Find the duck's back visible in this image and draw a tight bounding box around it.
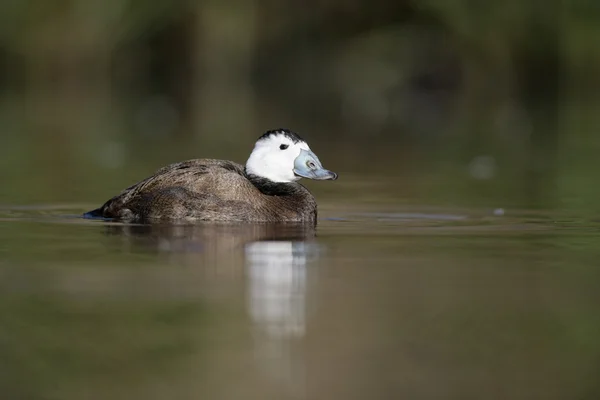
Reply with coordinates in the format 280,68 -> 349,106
86,159 -> 315,223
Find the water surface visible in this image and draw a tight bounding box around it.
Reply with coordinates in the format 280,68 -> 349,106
1,205 -> 599,400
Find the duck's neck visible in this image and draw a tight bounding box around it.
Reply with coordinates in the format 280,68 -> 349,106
245,170 -> 306,196
244,168 -> 318,224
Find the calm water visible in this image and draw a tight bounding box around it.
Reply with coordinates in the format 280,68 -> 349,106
1,205 -> 599,400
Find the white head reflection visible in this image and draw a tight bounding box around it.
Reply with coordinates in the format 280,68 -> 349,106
246,241 -> 310,338
245,239 -> 320,395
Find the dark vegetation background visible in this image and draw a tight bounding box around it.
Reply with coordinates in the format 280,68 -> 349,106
0,0 -> 597,212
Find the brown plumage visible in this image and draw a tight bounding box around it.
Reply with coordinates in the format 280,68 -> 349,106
84,159 -> 318,223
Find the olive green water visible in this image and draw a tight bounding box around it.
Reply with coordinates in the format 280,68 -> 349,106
1,205 -> 599,400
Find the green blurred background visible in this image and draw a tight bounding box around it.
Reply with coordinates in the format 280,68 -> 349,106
0,0 -> 598,211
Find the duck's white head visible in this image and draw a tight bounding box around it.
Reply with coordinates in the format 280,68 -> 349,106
245,129 -> 338,183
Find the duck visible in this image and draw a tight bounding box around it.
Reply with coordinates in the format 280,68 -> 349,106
83,129 -> 337,224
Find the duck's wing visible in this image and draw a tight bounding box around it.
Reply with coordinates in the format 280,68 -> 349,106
91,159 -> 255,221
120,159 -> 248,198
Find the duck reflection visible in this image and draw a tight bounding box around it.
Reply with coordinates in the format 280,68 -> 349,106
102,222 -> 319,396
104,223 -> 315,253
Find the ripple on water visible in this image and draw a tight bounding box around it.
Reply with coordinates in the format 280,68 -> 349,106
0,204 -> 597,234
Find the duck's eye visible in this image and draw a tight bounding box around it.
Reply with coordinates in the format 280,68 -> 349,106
279,144 -> 289,150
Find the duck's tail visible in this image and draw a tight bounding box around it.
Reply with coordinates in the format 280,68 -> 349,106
82,207 -> 104,219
